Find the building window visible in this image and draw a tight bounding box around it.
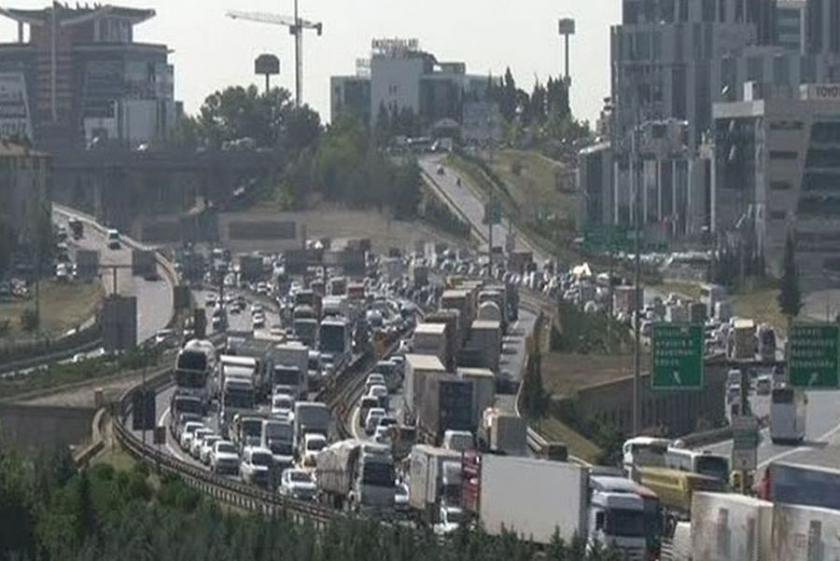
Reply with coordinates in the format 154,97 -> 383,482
770,210 -> 787,220
770,150 -> 799,160
803,172 -> 840,192
771,181 -> 792,191
702,0 -> 716,22
747,56 -> 764,82
679,0 -> 689,21
812,122 -> 840,144
770,121 -> 804,130
807,148 -> 840,167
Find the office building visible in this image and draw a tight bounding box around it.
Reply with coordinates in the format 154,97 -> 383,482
0,140 -> 50,256
806,0 -> 840,54
0,3 -> 178,150
777,0 -> 807,53
712,83 -> 840,286
330,38 -> 490,131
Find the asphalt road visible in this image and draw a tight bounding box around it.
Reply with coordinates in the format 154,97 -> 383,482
419,157 -> 548,265
54,208 -> 173,344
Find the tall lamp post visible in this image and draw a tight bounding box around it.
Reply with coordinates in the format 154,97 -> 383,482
558,18 -> 576,88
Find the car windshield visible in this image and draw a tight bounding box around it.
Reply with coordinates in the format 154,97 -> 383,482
173,397 -> 203,415
606,509 -> 645,538
273,398 -> 292,410
242,419 -> 263,436
217,443 -> 236,454
307,439 -> 326,452
290,472 -> 312,483
696,457 -> 729,481
444,509 -> 463,524
251,452 -> 272,467
362,463 -> 395,486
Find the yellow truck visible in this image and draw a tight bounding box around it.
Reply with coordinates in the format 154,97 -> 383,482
635,467 -> 727,521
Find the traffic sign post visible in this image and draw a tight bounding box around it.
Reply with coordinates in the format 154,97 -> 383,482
731,415 -> 759,472
483,201 -> 502,225
789,324 -> 840,389
651,323 -> 704,390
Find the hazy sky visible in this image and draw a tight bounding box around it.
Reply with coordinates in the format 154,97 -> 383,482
0,1 -> 621,123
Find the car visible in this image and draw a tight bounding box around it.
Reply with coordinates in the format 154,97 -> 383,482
252,314 -> 266,329
154,329 -> 175,347
365,373 -> 386,393
271,393 -> 295,419
179,421 -> 205,451
756,375 -> 772,396
279,468 -> 317,501
301,433 -> 327,467
106,229 -> 121,250
200,435 -> 222,465
251,304 -> 264,315
394,482 -> 410,512
365,408 -> 387,435
240,446 -> 273,487
55,262 -> 70,282
358,396 -> 380,427
366,384 -> 389,409
190,428 -> 214,459
373,425 -> 392,445
210,440 -> 240,475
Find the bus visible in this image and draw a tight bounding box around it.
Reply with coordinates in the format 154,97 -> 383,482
622,437 -> 670,475
664,447 -> 730,483
770,386 -> 806,445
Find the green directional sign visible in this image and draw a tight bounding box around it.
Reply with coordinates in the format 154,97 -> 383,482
652,323 -> 704,391
483,201 -> 502,225
789,323 -> 840,389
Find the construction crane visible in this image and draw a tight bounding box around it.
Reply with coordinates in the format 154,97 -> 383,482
227,1 -> 323,107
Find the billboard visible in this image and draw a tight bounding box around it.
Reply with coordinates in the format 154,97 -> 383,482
0,72 -> 32,140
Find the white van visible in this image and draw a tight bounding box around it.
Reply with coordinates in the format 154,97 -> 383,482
770,386 -> 806,445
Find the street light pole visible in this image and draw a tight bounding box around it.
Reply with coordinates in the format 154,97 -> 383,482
632,127 -> 642,437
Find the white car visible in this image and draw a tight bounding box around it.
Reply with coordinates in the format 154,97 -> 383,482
365,408 -> 386,435
279,469 -> 317,501
179,421 -> 205,451
365,374 -> 386,393
271,393 -> 295,419
252,314 -> 266,329
302,433 -> 327,467
434,505 -> 463,535
394,482 -> 410,512
190,428 -> 214,459
240,446 -> 273,487
210,440 -> 240,475
366,384 -> 389,409
373,425 -> 393,445
200,435 -> 222,465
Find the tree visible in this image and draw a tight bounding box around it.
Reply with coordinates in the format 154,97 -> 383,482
499,67 -> 518,122
778,230 -> 801,329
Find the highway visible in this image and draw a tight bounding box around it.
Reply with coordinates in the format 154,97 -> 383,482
419,156 -> 548,265
54,207 -> 174,344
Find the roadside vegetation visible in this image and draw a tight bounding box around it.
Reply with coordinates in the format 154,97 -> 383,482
0,346 -> 161,400
0,281 -> 103,342
0,448 -> 628,561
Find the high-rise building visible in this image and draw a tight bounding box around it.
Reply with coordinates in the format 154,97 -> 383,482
330,39 -> 490,130
0,3 -> 178,150
712,83 -> 840,287
777,0 -> 807,53
806,0 -> 840,54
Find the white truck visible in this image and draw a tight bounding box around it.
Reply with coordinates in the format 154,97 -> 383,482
468,320 -> 502,373
403,354 -> 446,422
270,342 -> 310,399
412,322 -> 449,366
771,502 -> 840,561
322,295 -> 350,319
465,454 -> 647,557
408,445 -> 463,524
458,368 -> 496,428
479,408 -> 527,456
690,492 -> 773,561
293,401 -> 331,460
218,355 -> 258,439
315,439 -> 396,513
261,418 -> 295,474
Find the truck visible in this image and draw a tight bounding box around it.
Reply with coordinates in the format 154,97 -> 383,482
634,467 -> 727,522
690,492 -> 773,561
412,322 -> 449,366
316,440 -> 396,513
225,338 -> 273,399
467,320 -> 501,373
418,374 -> 474,445
410,261 -> 429,288
477,301 -> 502,324
408,445 -> 462,524
465,454 -> 647,557
457,368 -> 496,428
478,288 -> 507,331
771,502 -> 840,561
424,310 -> 462,368
293,401 -> 330,459
478,408 -> 527,456
294,318 -> 318,348
731,318 -> 757,360
173,339 -> 216,408
218,355 -> 258,439
322,295 -> 350,319
270,343 -> 310,399
441,289 -> 476,329
758,461 -> 840,511
404,354 -> 446,420
232,413 -> 268,452
261,418 -> 295,474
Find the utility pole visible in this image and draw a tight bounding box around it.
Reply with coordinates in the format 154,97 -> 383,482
488,196 -> 494,279
632,126 -> 642,437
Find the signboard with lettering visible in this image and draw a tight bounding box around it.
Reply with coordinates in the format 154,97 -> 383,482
0,72 -> 32,140
652,323 -> 704,390
801,84 -> 840,101
371,38 -> 419,55
789,323 -> 840,389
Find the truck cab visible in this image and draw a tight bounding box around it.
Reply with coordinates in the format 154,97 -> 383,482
261,419 -> 295,474
588,489 -> 647,559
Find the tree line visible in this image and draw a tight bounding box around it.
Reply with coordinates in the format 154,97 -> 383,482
0,447 -> 624,561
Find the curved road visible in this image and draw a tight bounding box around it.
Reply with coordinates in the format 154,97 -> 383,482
54,207 -> 173,344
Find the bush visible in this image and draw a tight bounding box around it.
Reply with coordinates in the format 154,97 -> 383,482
510,160 -> 523,176
19,308 -> 38,332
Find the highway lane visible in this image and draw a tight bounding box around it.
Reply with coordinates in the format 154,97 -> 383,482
419,157 -> 548,265
54,208 -> 173,344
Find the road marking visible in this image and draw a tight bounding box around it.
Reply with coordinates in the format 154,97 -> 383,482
758,413 -> 840,469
